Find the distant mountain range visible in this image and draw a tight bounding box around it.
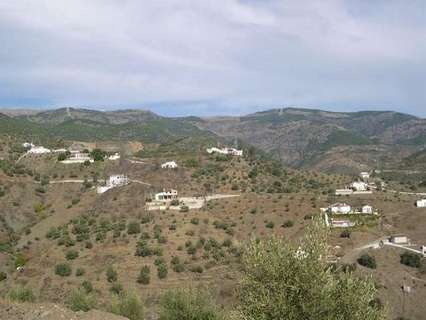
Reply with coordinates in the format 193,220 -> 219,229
1,107 -> 425,173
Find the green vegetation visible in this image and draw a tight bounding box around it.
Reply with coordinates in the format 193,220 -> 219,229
8,286 -> 35,302
106,265 -> 118,282
55,263 -> 72,277
357,254 -> 377,269
67,289 -> 97,312
109,292 -> 145,320
137,266 -> 150,285
236,219 -> 385,320
400,252 -> 422,268
159,288 -> 223,320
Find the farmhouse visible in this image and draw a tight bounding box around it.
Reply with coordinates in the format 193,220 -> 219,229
390,235 -> 409,244
161,161 -> 178,169
61,152 -> 93,164
416,199 -> 426,208
360,172 -> 370,180
154,189 -> 178,201
22,142 -> 34,148
331,219 -> 355,228
28,146 -> 51,154
350,181 -> 369,192
335,188 -> 353,196
362,205 -> 373,214
329,203 -> 352,214
108,153 -> 121,161
206,147 -> 243,156
97,174 -> 129,194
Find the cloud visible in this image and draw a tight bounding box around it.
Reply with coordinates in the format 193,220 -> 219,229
0,0 -> 425,116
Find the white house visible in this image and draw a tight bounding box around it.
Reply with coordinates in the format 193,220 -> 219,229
154,189 -> 178,202
28,146 -> 51,154
390,235 -> 409,244
206,147 -> 243,156
161,161 -> 178,169
22,142 -> 34,148
331,219 -> 355,228
329,203 -> 352,214
360,172 -> 370,180
351,181 -> 369,192
61,152 -> 93,164
97,174 -> 129,194
416,199 -> 426,208
362,205 -> 373,214
108,153 -> 121,161
335,189 -> 353,196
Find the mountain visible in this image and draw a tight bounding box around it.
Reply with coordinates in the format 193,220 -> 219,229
189,108 -> 426,172
1,108 -> 218,144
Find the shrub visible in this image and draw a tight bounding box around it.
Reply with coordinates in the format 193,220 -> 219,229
109,292 -> 145,320
340,230 -> 351,238
180,205 -> 189,213
400,252 -> 422,268
0,271 -> 7,281
75,268 -> 85,276
137,266 -> 150,285
67,289 -> 97,312
357,254 -> 377,269
282,220 -> 294,228
157,264 -> 168,279
189,265 -> 203,273
82,280 -> 93,293
106,265 -> 118,282
55,263 -> 72,276
8,286 -> 35,302
172,263 -> 185,273
265,221 -> 274,229
110,282 -> 124,295
65,249 -> 79,260
190,218 -> 199,225
159,288 -> 222,320
127,221 -> 141,235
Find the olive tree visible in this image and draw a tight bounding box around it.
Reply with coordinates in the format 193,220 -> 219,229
234,218 -> 385,320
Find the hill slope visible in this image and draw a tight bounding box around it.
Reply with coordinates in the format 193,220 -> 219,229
189,108 -> 426,171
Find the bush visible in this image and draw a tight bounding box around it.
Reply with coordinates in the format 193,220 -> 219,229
282,220 -> 294,228
109,292 -> 145,320
190,218 -> 199,225
357,254 -> 377,269
189,265 -> 203,273
159,288 -> 222,320
106,265 -> 118,282
137,266 -> 150,285
0,271 -> 6,281
157,264 -> 168,279
65,249 -> 79,260
340,229 -> 351,238
400,252 -> 422,268
127,221 -> 141,235
110,282 -> 124,295
265,221 -> 274,229
75,268 -> 85,276
55,263 -> 72,276
8,286 -> 35,302
67,289 -> 97,312
82,280 -> 93,293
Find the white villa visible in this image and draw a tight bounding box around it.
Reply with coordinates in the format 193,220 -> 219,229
362,205 -> 373,214
28,146 -> 51,154
108,153 -> 121,161
97,174 -> 129,194
416,199 -> 426,208
350,181 -> 369,192
360,172 -> 370,180
161,161 -> 178,169
329,203 -> 352,214
206,147 -> 243,156
154,189 -> 178,202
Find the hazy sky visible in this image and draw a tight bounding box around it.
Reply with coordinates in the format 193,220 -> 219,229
1,0 -> 425,117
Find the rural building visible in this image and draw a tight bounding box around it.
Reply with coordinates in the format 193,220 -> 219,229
108,153 -> 121,161
329,203 -> 352,214
335,188 -> 353,196
61,152 -> 93,164
206,147 -> 243,156
390,235 -> 409,244
362,205 -> 373,214
22,142 -> 34,148
350,181 -> 369,191
28,146 -> 51,154
331,219 -> 355,228
360,172 -> 370,180
416,199 -> 426,208
421,245 -> 426,256
161,161 -> 178,169
154,189 -> 178,201
97,174 -> 129,194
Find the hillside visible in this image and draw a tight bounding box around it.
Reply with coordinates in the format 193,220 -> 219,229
189,108 -> 426,172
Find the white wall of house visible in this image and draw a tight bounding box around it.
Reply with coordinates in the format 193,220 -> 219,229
362,205 -> 373,214
161,161 -> 178,169
330,203 -> 352,214
416,199 -> 426,208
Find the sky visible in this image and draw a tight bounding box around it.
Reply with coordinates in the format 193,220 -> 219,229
0,0 -> 425,117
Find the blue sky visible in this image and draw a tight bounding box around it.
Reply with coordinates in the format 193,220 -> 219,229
0,0 -> 425,117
